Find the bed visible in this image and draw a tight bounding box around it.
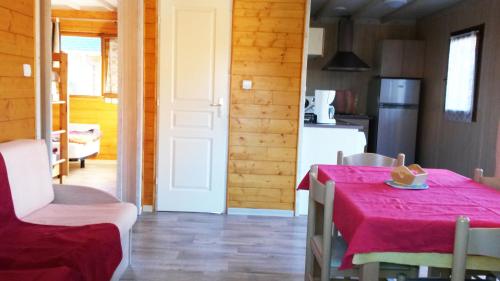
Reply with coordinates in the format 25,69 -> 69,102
52,124 -> 101,168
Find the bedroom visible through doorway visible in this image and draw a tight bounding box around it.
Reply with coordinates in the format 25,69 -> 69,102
49,1 -> 119,196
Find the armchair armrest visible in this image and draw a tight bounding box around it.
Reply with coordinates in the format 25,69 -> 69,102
53,184 -> 121,205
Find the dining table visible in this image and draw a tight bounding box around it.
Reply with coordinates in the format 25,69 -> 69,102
298,165 -> 500,280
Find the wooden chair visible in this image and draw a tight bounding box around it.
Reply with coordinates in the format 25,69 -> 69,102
412,169 -> 499,281
409,216 -> 500,281
473,168 -> 500,190
451,216 -> 500,281
337,151 -> 405,167
304,165 -> 418,281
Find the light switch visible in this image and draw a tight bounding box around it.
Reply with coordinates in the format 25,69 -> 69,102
23,64 -> 32,77
242,80 -> 252,90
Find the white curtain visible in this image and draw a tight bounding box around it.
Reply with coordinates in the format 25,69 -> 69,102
444,30 -> 479,122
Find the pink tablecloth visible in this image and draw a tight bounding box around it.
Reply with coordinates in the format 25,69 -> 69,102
298,165 -> 500,269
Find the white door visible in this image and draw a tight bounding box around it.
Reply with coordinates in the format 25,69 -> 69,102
156,0 -> 231,213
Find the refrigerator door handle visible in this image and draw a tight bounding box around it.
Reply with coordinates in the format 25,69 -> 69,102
379,103 -> 419,109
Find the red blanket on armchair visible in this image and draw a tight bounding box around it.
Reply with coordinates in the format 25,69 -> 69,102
0,154 -> 122,281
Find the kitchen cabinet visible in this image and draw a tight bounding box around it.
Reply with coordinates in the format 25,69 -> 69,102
308,27 -> 324,56
377,40 -> 425,78
295,125 -> 366,215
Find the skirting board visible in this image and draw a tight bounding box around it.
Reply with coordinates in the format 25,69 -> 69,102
227,208 -> 294,217
142,205 -> 153,212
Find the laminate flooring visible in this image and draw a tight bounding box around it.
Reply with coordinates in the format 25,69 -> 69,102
55,160 -> 117,196
122,212 -> 307,281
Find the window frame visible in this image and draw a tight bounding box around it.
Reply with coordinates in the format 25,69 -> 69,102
102,36 -> 119,97
60,33 -> 118,98
444,24 -> 485,123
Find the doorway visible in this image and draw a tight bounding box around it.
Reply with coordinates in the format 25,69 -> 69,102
52,26 -> 119,195
156,0 -> 232,213
38,0 -> 144,208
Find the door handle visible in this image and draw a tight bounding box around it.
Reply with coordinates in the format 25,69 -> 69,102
210,97 -> 224,107
211,97 -> 224,117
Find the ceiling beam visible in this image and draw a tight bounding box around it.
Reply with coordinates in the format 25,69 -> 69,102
312,0 -> 334,21
380,0 -> 417,23
52,9 -> 118,21
96,0 -> 116,11
352,0 -> 384,19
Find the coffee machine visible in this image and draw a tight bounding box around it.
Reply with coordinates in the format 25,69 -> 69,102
314,90 -> 336,124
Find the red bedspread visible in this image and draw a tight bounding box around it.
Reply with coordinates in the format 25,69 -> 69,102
0,154 -> 122,281
298,165 -> 500,269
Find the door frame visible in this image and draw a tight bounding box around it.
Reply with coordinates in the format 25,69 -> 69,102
36,0 -> 144,211
155,0 -> 233,212
294,0 -> 312,215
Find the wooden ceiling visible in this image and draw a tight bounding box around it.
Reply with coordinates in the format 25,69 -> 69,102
311,0 -> 464,22
51,0 -> 117,11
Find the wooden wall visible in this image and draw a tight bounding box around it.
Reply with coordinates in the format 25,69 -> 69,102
416,0 -> 500,176
142,0 -> 157,206
227,0 -> 307,210
53,10 -> 117,36
69,97 -> 118,160
0,0 -> 36,142
307,20 -> 416,114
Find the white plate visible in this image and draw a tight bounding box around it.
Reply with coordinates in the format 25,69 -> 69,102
384,180 -> 429,190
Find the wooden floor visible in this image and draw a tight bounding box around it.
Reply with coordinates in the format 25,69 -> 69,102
122,212 -> 307,281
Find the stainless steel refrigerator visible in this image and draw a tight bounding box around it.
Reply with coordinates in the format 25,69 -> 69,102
367,78 -> 421,164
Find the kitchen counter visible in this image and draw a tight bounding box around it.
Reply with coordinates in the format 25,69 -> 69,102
335,114 -> 373,120
297,121 -> 367,215
304,120 -> 364,130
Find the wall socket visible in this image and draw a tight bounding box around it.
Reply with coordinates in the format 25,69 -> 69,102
23,64 -> 32,77
242,80 -> 252,90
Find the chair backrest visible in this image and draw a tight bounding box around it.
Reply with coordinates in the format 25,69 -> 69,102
496,120 -> 500,177
0,140 -> 54,218
337,151 -> 405,167
306,165 -> 336,280
473,168 -> 500,190
451,216 -> 500,281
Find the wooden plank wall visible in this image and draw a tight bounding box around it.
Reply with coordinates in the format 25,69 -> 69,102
227,0 -> 307,210
53,10 -> 117,36
0,0 -> 36,142
142,0 -> 157,206
69,97 -> 118,160
416,0 -> 500,176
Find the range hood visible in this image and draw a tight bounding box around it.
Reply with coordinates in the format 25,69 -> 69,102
322,17 -> 370,72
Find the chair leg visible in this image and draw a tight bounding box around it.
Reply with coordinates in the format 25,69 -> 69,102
305,178 -> 317,281
321,268 -> 329,281
359,262 -> 380,281
451,217 -> 469,281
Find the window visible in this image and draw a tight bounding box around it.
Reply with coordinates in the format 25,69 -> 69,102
61,36 -> 102,96
444,25 -> 484,122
